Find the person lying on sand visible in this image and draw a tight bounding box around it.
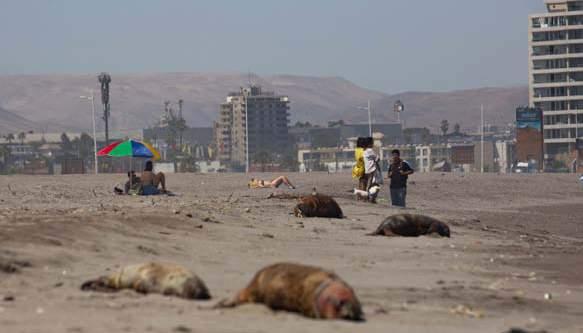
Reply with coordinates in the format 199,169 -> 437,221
248,176 -> 296,189
141,161 -> 167,195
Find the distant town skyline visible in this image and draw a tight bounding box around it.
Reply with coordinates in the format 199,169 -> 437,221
0,0 -> 544,93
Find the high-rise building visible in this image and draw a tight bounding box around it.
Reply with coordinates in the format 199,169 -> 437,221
214,85 -> 290,167
529,0 -> 583,158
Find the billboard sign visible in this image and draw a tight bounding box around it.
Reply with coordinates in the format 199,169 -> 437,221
516,107 -> 543,130
515,107 -> 543,170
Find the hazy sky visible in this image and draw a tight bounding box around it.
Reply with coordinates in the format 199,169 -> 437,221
0,0 -> 545,93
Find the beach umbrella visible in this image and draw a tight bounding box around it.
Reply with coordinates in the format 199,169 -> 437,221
98,139 -> 161,184
98,139 -> 160,160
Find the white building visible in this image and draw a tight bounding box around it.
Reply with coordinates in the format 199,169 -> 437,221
529,0 -> 583,158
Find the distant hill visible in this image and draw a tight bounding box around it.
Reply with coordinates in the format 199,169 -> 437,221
0,106 -> 40,134
0,73 -> 528,133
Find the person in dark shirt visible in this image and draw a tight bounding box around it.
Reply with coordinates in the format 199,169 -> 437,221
388,149 -> 414,207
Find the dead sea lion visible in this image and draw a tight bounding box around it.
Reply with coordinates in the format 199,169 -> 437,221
215,262 -> 363,321
367,214 -> 450,238
81,262 -> 211,300
294,193 -> 343,219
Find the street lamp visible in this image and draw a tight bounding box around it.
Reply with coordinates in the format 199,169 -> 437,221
393,100 -> 404,124
245,92 -> 250,174
80,90 -> 99,175
357,100 -> 372,136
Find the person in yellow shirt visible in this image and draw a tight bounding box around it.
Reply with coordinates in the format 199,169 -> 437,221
352,137 -> 368,198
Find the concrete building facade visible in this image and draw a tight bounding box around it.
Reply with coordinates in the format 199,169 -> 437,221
214,86 -> 290,167
529,0 -> 583,158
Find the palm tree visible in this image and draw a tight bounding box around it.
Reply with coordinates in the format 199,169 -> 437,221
17,132 -> 26,145
5,133 -> 14,144
0,144 -> 9,163
453,123 -> 461,134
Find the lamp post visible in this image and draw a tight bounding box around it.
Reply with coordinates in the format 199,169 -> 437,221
80,90 -> 99,175
481,104 -> 484,174
245,92 -> 250,173
394,100 -> 404,124
357,100 -> 372,136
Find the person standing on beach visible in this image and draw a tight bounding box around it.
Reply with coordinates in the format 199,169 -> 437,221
363,137 -> 382,203
388,149 -> 413,207
352,137 -> 367,200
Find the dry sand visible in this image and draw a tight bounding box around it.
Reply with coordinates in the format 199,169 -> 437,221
0,172 -> 582,333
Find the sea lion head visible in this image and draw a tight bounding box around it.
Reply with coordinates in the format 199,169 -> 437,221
182,277 -> 211,300
293,204 -> 305,218
315,280 -> 364,321
80,276 -> 117,292
434,221 -> 451,238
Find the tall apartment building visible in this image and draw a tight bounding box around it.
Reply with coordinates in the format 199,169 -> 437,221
214,85 -> 290,166
529,0 -> 583,158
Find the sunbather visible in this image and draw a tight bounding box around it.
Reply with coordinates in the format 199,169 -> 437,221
248,176 -> 296,189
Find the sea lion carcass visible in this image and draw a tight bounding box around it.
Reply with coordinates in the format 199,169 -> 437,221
367,214 -> 451,237
294,194 -> 343,219
215,262 -> 363,321
81,262 -> 211,300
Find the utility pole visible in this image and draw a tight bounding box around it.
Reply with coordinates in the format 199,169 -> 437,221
368,100 -> 372,136
98,73 -> 111,145
178,99 -> 184,147
358,100 -> 373,136
481,104 -> 485,174
576,109 -> 580,173
80,90 -> 99,175
245,91 -> 250,174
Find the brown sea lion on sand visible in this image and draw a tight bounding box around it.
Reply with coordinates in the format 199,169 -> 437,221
81,262 -> 211,300
367,214 -> 451,238
215,262 -> 363,321
293,189 -> 343,219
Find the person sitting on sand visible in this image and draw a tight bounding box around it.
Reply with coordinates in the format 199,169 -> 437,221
141,161 -> 167,195
124,171 -> 141,194
248,176 -> 296,189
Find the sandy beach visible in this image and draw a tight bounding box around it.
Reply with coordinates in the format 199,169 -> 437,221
1,172 -> 582,333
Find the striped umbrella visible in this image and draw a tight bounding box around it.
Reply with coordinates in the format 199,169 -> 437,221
97,139 -> 160,160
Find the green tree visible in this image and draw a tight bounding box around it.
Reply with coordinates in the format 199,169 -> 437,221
76,133 -> 94,160
60,133 -> 73,153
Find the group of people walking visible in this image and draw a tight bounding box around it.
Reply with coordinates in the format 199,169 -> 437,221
353,137 -> 413,207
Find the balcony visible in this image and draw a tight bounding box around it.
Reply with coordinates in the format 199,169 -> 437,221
533,95 -> 583,101
532,24 -> 583,32
544,138 -> 576,143
532,66 -> 583,74
543,109 -> 583,115
543,123 -> 583,129
531,38 -> 583,46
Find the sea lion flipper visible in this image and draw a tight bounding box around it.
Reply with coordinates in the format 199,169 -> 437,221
213,297 -> 241,309
80,277 -> 117,292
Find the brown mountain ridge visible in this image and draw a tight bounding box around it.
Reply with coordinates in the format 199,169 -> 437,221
0,73 -> 527,134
